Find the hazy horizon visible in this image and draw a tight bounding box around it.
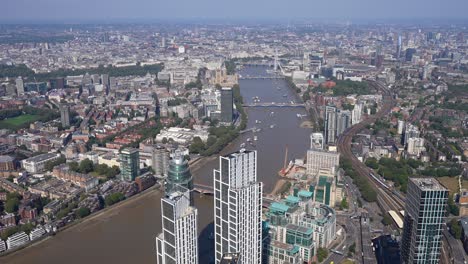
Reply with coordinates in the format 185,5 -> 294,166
2,0 -> 468,23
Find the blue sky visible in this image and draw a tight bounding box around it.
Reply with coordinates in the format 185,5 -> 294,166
2,0 -> 467,22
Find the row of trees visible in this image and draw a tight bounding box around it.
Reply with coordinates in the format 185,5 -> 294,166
365,157 -> 415,193
105,192 -> 125,206
44,155 -> 66,172
0,63 -> 164,81
167,98 -> 188,106
0,223 -> 35,241
68,159 -> 120,179
341,158 -> 377,202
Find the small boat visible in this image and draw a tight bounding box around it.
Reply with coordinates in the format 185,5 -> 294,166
240,143 -> 246,148
270,111 -> 275,116
247,138 -> 252,142
254,136 -> 258,141
283,94 -> 288,97
270,124 -> 276,129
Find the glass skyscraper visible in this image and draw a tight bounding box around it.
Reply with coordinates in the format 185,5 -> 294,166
400,178 -> 448,264
119,148 -> 139,181
166,153 -> 193,203
220,87 -> 233,124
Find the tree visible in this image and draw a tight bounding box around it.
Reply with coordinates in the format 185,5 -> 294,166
365,158 -> 379,170
5,198 -> 20,213
348,242 -> 356,257
44,155 -> 66,171
68,161 -> 79,172
105,192 -> 125,207
340,197 -> 349,210
448,194 -> 460,216
79,158 -> 94,174
317,247 -> 328,262
449,219 -> 462,239
161,137 -> 168,144
189,136 -> 205,154
76,207 -> 91,218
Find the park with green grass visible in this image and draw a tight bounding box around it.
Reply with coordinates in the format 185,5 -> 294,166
0,106 -> 60,130
0,114 -> 42,130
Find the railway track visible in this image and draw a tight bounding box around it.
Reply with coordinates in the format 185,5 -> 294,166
337,80 -> 405,214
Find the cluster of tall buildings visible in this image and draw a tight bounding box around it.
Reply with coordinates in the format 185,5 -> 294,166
324,106 -> 351,144
156,149 -> 262,264
402,123 -> 426,158
154,148 -> 340,263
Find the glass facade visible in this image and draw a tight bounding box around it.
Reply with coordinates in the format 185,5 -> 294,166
166,154 -> 193,200
401,178 -> 448,264
119,148 -> 139,181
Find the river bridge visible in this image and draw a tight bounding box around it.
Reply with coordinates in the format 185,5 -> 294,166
193,184 -> 275,208
239,76 -> 284,80
243,102 -> 305,108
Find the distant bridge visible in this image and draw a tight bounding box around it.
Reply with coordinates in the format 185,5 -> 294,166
243,102 -> 305,108
239,62 -> 273,67
239,76 -> 285,80
193,183 -> 276,208
193,184 -> 214,194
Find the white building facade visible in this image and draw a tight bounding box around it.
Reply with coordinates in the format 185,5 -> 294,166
214,150 -> 263,264
156,187 -> 198,264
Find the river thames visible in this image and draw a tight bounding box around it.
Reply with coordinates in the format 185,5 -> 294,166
1,66 -> 312,264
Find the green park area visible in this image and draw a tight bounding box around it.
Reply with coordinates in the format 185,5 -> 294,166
0,114 -> 41,130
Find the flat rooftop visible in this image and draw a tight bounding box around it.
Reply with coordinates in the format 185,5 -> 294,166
411,178 -> 447,191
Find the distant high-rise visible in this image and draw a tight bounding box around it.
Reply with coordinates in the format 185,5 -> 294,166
156,186 -> 198,264
101,74 -> 109,88
166,152 -> 193,203
161,37 -> 166,48
351,102 -> 363,125
401,178 -> 448,264
324,106 -> 337,144
220,87 -> 233,123
119,148 -> 140,181
60,104 -> 70,127
109,77 -> 117,90
152,146 -> 170,178
396,35 -> 402,60
336,110 -> 351,137
16,77 -> 24,95
405,48 -> 417,62
403,123 -> 420,146
214,150 -> 263,264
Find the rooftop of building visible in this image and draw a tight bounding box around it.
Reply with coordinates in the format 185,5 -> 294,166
0,155 -> 15,163
22,153 -> 59,163
410,178 -> 447,191
270,240 -> 300,254
120,148 -> 139,155
285,223 -> 313,235
297,190 -> 313,198
227,149 -> 255,158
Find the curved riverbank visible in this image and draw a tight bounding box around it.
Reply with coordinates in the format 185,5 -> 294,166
0,186 -> 161,259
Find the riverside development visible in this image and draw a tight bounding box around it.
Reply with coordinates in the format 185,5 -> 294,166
0,21 -> 466,264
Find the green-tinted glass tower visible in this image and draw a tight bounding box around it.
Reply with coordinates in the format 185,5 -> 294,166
166,153 -> 193,203
119,148 -> 140,181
